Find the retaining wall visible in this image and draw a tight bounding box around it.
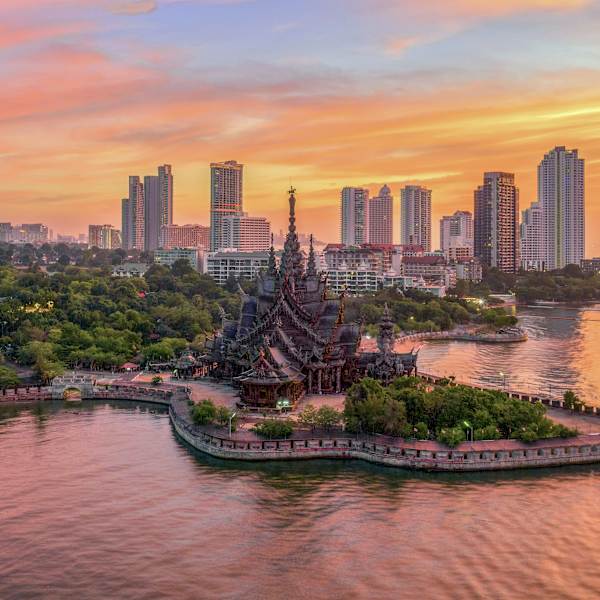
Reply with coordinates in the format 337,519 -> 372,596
169,399 -> 600,472
4,381 -> 600,472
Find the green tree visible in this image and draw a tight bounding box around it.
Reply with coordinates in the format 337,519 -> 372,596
298,404 -> 318,430
315,405 -> 342,430
252,419 -> 294,438
190,400 -> 217,425
0,365 -> 19,389
563,390 -> 583,411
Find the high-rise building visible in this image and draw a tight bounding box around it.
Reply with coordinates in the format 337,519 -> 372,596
160,224 -> 210,250
141,165 -> 174,251
368,185 -> 393,245
89,224 -> 121,249
122,177 -> 145,250
121,198 -> 134,250
154,248 -> 202,271
144,175 -> 160,251
8,224 -> 49,244
520,202 -> 544,271
474,172 -> 519,273
129,176 -> 145,251
340,187 -> 369,246
440,211 -> 473,258
158,164 -> 173,229
538,146 -> 585,270
221,214 -> 271,252
0,223 -> 12,242
400,185 -> 432,251
210,160 -> 243,251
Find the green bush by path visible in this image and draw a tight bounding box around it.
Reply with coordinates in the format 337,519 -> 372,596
344,377 -> 578,447
252,419 -> 294,439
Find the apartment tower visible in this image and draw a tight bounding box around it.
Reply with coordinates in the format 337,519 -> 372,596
340,187 -> 369,246
210,160 -> 243,251
400,185 -> 432,251
474,172 -> 519,273
368,185 -> 393,245
538,147 -> 585,270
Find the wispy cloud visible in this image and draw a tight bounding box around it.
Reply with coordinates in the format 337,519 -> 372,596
110,0 -> 157,15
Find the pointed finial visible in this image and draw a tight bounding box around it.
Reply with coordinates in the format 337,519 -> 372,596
288,185 -> 296,196
307,233 -> 317,277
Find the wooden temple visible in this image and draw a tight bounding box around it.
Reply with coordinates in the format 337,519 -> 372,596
201,188 -> 418,409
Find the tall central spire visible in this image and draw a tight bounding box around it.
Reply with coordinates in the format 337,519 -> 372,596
280,187 -> 304,282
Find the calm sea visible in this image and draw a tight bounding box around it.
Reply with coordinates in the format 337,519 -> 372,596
2,307 -> 600,599
416,304 -> 600,406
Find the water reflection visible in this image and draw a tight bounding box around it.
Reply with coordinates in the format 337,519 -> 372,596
1,403 -> 598,600
418,305 -> 600,405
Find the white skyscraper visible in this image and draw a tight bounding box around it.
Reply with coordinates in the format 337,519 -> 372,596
222,213 -> 271,252
400,185 -> 432,251
368,185 -> 393,245
538,146 -> 585,270
210,160 -> 243,251
440,211 -> 473,254
340,187 -> 369,245
520,202 -> 545,271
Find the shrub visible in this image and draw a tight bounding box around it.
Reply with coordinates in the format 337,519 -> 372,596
563,390 -> 583,411
315,406 -> 342,430
215,405 -> 238,431
190,399 -> 217,425
151,375 -> 163,386
253,419 -> 294,439
437,426 -> 466,447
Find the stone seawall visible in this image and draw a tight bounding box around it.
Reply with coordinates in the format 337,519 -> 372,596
168,398 -> 600,472
4,382 -> 600,472
398,329 -> 527,344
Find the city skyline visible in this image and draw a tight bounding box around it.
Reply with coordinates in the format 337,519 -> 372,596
3,1 -> 600,251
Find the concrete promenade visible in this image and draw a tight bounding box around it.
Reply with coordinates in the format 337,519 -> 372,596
3,376 -> 600,472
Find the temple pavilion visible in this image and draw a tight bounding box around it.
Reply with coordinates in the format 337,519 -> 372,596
200,188 -> 418,409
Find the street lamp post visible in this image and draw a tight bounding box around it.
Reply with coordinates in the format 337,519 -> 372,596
499,371 -> 507,390
463,420 -> 473,443
228,411 -> 237,439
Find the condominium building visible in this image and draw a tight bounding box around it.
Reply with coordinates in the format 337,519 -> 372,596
206,250 -> 270,285
121,197 -> 133,250
210,160 -> 243,251
401,185 -> 432,251
581,258 -> 600,274
401,255 -> 457,288
368,185 -> 393,245
112,263 -> 150,278
160,224 -> 210,250
0,223 -> 12,242
88,224 -> 121,249
221,213 -> 271,252
141,165 -> 174,251
323,243 -> 403,274
340,187 -> 369,245
474,172 -> 520,273
158,164 -> 173,230
538,146 -> 585,270
326,268 -> 380,295
440,210 -> 473,257
144,175 -> 160,251
10,224 -> 49,244
520,202 -> 545,271
121,176 -> 145,250
154,248 -> 202,271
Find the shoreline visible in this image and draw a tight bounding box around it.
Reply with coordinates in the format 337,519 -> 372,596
4,380 -> 600,473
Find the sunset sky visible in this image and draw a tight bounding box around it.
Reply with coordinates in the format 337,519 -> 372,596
2,0 -> 600,250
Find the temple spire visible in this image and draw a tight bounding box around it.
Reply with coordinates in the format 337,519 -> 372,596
377,303 -> 395,354
307,234 -> 317,277
280,187 -> 304,281
267,233 -> 277,276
